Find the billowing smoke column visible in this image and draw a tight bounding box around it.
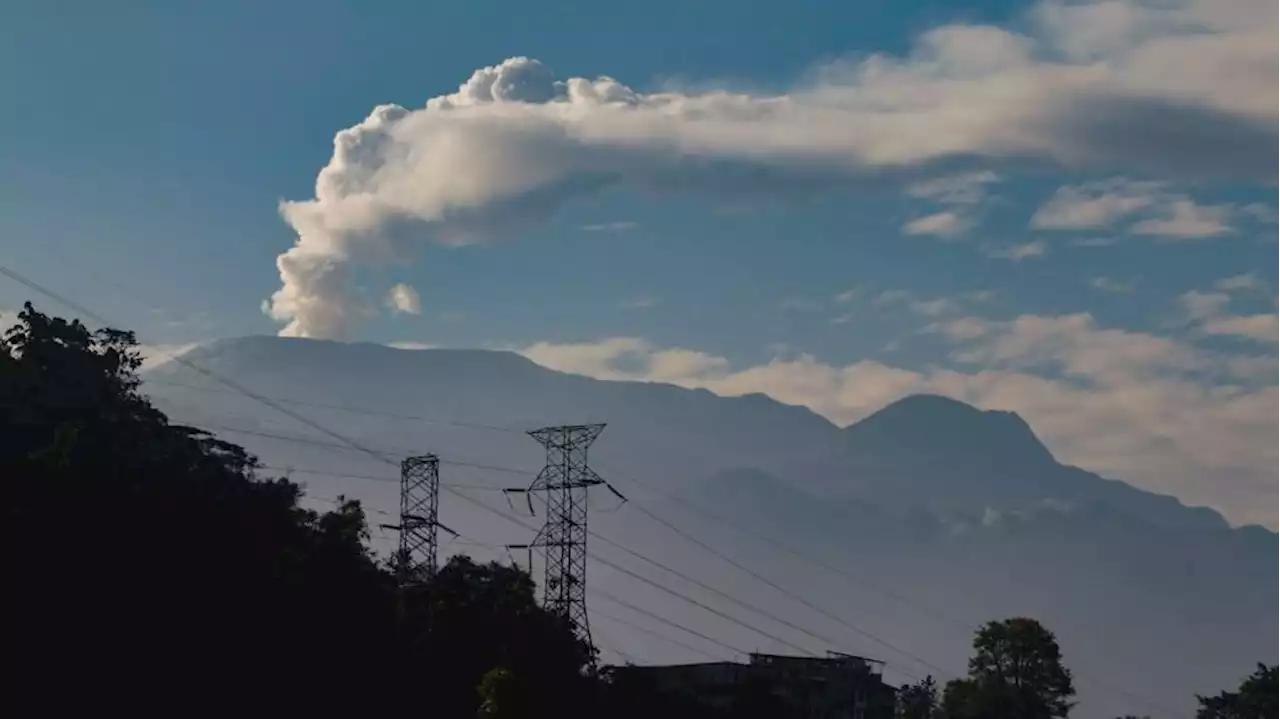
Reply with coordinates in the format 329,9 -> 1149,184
265,4 -> 1275,337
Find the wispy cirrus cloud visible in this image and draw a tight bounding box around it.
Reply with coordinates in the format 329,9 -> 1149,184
903,170 -> 1001,238
581,220 -> 638,233
903,211 -> 972,239
1031,178 -> 1164,230
1181,286 -> 1277,343
1031,178 -> 1238,239
1089,276 -> 1136,293
1130,199 -> 1234,239
984,240 -> 1048,261
1214,273 -> 1265,293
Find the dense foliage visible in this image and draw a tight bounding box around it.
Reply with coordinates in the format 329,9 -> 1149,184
2,304 -> 591,716
942,618 -> 1076,719
1196,664 -> 1277,719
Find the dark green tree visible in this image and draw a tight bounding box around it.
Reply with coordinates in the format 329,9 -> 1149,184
1195,664 -> 1277,719
942,617 -> 1075,719
898,675 -> 940,719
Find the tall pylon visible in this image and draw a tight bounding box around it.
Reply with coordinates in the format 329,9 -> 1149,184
381,454 -> 455,588
506,424 -> 625,651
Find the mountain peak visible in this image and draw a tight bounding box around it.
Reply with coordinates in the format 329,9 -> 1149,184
843,393 -> 1056,468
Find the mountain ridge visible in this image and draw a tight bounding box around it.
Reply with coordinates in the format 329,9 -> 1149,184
157,335 -> 1259,532
142,335 -> 1276,717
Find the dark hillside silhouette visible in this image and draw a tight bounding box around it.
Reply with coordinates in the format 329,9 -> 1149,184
2,303 -> 589,716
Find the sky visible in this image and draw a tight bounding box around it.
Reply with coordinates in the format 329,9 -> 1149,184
1,0 -> 1276,527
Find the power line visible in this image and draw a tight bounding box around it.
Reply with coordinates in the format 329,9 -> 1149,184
596,458 -> 965,631
600,465 -> 1188,717
591,587 -> 749,658
590,604 -> 729,663
420,463 -> 822,660
591,625 -> 637,666
585,526 -> 901,671
166,379 -> 1127,697
148,378 -> 525,435
187,416 -> 913,672
258,464 -> 509,491
185,421 -> 533,476
2,263 -> 1187,717
626,500 -> 948,678
181,414 -> 1178,713
214,419 -> 929,675
590,551 -> 817,658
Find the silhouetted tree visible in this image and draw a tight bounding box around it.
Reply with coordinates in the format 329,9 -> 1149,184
3,304 -> 400,714
942,617 -> 1075,719
1195,664 -> 1277,719
899,675 -> 940,719
2,304 -> 591,718
404,556 -> 596,718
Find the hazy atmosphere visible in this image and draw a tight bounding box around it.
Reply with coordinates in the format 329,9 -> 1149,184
3,1 -> 1276,718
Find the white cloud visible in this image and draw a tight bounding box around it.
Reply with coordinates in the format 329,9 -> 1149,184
875,289 -> 991,316
518,314 -> 1277,526
833,287 -> 863,304
948,313 -> 1224,381
903,211 -> 971,238
1180,290 -> 1232,321
1240,203 -> 1277,223
910,298 -> 959,318
1031,178 -> 1164,229
1130,199 -> 1234,239
385,283 -> 422,315
907,170 -> 1000,204
581,220 -> 637,232
1089,276 -> 1135,293
264,0 -> 1277,337
1180,289 -> 1277,344
904,171 -> 1000,234
1202,315 -> 1278,343
387,341 -> 437,350
984,240 -> 1048,261
520,337 -> 651,380
1214,273 -> 1265,293
931,316 -> 993,340
1068,236 -> 1119,247
1033,178 -> 1237,239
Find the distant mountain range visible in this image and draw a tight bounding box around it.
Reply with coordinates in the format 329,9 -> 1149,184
143,336 -> 1277,719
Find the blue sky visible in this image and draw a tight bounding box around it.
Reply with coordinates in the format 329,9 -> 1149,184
1,0 -> 1276,526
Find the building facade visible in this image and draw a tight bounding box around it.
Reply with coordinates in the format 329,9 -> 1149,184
613,651 -> 896,719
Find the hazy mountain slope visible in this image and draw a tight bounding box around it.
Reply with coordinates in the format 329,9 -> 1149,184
141,337 -> 1277,719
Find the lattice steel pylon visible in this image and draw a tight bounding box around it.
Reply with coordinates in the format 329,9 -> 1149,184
506,424 -> 625,652
380,454 -> 455,588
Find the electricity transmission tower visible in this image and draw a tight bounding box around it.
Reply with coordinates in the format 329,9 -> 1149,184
506,424 -> 625,651
380,454 -> 455,588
